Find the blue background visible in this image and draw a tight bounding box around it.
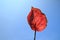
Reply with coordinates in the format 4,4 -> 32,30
0,0 -> 60,40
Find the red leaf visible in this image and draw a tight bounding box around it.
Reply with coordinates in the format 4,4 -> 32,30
27,7 -> 47,32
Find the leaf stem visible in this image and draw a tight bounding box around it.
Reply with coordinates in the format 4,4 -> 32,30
34,26 -> 36,40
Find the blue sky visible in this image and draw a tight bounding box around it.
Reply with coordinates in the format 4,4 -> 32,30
0,0 -> 60,40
